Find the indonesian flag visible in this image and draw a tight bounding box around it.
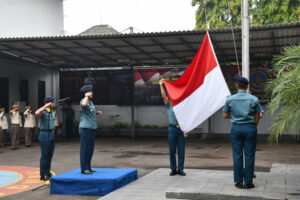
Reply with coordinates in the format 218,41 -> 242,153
164,32 -> 230,133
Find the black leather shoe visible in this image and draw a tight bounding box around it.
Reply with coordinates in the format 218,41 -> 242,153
40,175 -> 49,181
81,170 -> 92,174
244,183 -> 255,189
47,172 -> 53,178
178,170 -> 186,176
235,183 -> 244,189
170,170 -> 177,176
89,169 -> 96,173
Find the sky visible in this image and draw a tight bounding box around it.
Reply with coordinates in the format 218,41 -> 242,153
63,0 -> 197,35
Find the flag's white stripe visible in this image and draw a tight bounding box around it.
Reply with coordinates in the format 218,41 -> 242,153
173,66 -> 230,133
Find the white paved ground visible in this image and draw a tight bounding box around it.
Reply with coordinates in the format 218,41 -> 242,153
99,164 -> 300,200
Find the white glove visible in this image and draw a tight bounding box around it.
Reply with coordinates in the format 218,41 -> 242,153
85,92 -> 92,98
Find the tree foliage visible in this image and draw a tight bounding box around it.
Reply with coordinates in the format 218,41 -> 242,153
252,0 -> 300,25
266,45 -> 300,144
192,0 -> 300,30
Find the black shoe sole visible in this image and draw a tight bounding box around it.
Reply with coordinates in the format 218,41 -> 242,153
81,171 -> 92,174
244,184 -> 255,189
235,183 -> 244,189
40,177 -> 49,181
177,171 -> 186,176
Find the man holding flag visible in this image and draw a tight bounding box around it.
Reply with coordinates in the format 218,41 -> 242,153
162,32 -> 230,175
163,32 -> 230,134
160,79 -> 188,176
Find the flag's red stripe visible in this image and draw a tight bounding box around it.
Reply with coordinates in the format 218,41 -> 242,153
164,33 -> 217,106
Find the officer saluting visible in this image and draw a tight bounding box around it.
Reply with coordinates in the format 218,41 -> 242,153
35,97 -> 56,181
9,104 -> 22,150
79,85 -> 102,174
24,106 -> 36,147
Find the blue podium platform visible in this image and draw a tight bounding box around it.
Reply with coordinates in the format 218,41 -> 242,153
50,168 -> 138,196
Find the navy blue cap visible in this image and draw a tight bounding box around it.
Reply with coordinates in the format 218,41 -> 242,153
236,76 -> 249,85
44,96 -> 55,103
80,85 -> 93,93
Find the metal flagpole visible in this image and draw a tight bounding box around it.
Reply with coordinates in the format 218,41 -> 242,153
130,28 -> 135,138
131,66 -> 135,138
242,0 -> 250,83
204,4 -> 213,137
242,0 -> 250,172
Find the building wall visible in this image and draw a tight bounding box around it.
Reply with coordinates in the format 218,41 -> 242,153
71,104 -> 273,135
0,59 -> 59,110
0,62 -> 276,135
0,0 -> 64,37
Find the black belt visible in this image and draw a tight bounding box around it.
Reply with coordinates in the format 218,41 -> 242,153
233,123 -> 255,125
169,124 -> 180,128
40,130 -> 54,132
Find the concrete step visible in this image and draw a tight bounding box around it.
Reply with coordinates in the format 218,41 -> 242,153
165,164 -> 300,200
165,171 -> 268,200
98,164 -> 300,200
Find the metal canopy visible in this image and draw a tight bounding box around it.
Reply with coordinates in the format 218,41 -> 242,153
0,22 -> 299,69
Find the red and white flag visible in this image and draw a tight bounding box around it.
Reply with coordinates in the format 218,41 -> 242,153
164,32 -> 230,133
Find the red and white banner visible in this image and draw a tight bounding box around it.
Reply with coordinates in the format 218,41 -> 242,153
134,70 -> 145,86
164,32 -> 230,133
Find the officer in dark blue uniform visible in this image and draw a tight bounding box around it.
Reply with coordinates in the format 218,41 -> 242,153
35,97 -> 56,181
159,79 -> 188,176
79,85 -> 102,174
223,77 -> 263,189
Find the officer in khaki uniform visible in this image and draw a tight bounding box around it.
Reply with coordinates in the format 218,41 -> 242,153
0,108 -> 8,147
24,106 -> 36,147
9,104 -> 22,150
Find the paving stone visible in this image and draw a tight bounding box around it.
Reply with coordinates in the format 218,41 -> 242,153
98,164 -> 300,200
263,192 -> 286,200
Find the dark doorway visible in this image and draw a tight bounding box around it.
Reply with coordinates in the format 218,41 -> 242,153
20,79 -> 29,103
0,77 -> 9,111
38,81 -> 45,108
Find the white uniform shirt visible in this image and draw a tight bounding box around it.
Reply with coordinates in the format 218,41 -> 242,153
24,110 -> 36,128
10,111 -> 22,126
0,112 -> 8,130
54,111 -> 59,127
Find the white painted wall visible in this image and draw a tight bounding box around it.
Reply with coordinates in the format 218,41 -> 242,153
0,59 -> 59,110
0,0 -> 64,37
71,104 -> 274,134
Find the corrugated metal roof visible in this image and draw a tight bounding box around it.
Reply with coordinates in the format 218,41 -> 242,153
0,22 -> 299,68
